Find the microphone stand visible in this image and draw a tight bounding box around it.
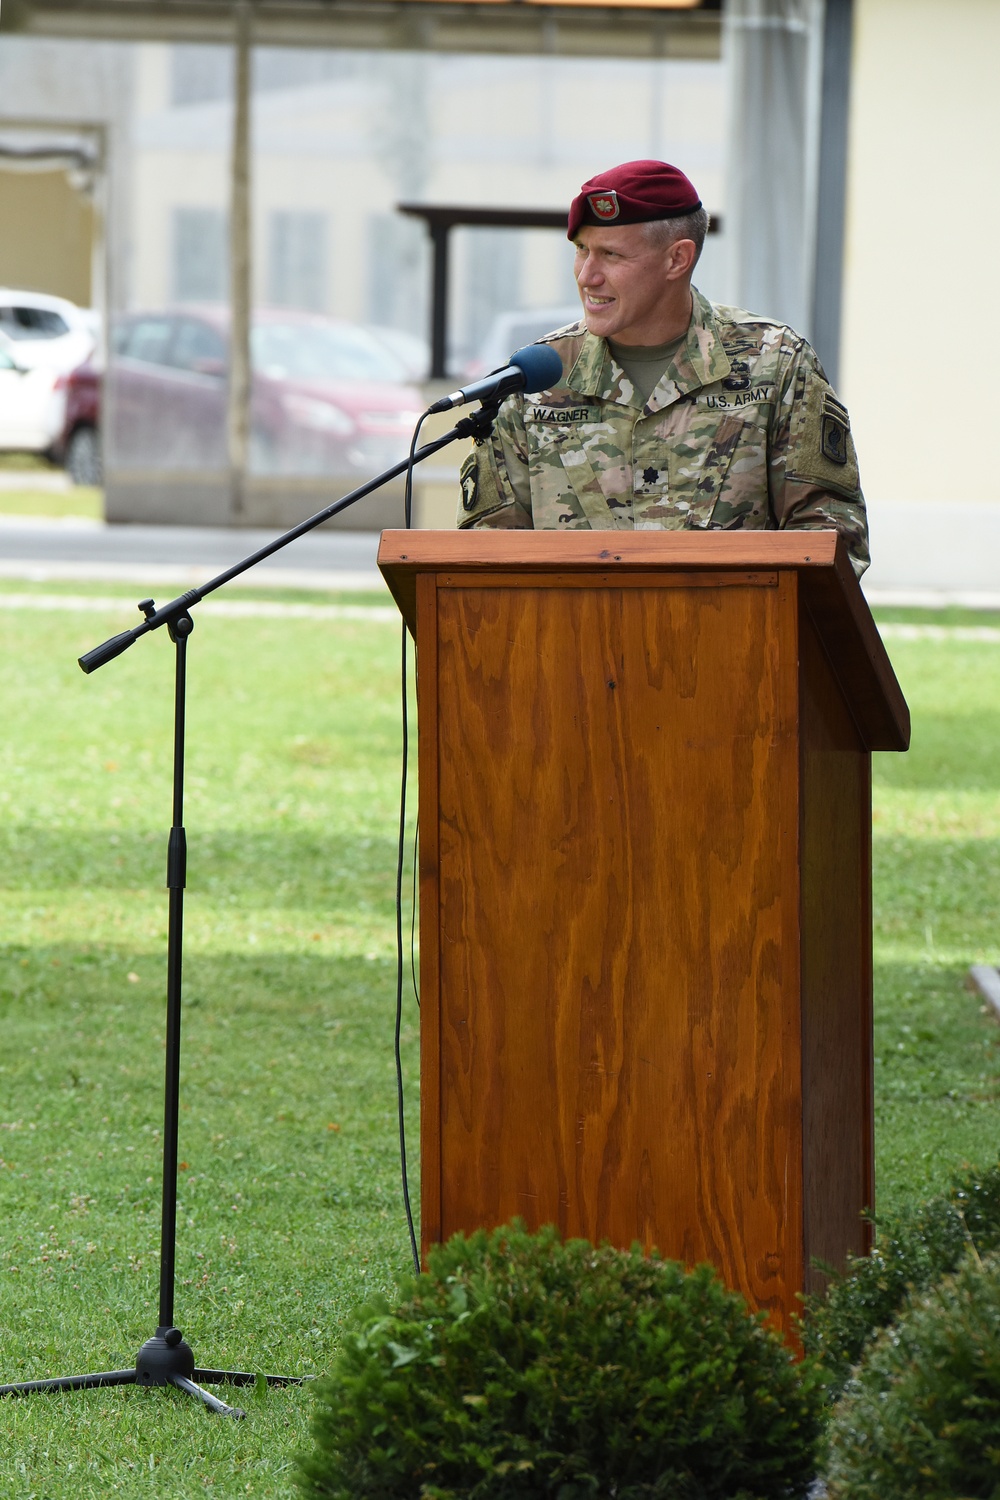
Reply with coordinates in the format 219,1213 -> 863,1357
0,398 -> 501,1419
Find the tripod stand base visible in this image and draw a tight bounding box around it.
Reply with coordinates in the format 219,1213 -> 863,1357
0,1325 -> 305,1419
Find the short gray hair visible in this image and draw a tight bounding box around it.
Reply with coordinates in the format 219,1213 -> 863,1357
642,208 -> 710,265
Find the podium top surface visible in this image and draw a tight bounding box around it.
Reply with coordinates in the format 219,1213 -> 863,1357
378,529 -> 909,752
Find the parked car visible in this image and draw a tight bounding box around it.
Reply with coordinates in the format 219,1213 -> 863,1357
463,305 -> 581,380
0,290 -> 99,466
0,334 -> 72,459
363,323 -> 431,382
0,288 -> 97,375
55,355 -> 102,485
82,307 -> 424,482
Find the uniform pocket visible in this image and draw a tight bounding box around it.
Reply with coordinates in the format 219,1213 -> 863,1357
525,418 -> 630,529
658,412 -> 768,530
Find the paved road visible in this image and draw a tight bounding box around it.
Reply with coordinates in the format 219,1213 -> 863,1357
0,516 -> 384,591
2,504 -> 999,608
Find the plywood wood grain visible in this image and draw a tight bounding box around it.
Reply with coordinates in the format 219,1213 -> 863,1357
379,529 -> 909,751
799,605 -> 874,1288
395,541 -> 907,1340
422,573 -> 803,1325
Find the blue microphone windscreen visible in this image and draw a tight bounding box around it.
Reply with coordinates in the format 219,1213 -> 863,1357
510,342 -> 564,394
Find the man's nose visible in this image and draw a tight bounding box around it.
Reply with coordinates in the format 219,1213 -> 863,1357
577,254 -> 602,284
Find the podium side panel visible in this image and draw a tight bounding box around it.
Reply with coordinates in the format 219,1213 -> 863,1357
416,571 -> 443,1255
799,605 -> 874,1288
430,572 -> 803,1325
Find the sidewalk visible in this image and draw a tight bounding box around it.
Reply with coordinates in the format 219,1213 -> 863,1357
0,483 -> 997,606
0,514 -> 384,592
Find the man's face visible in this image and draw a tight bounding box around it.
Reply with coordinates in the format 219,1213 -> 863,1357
572,223 -> 686,345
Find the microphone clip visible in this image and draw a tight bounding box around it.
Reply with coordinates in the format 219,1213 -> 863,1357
452,397 -> 503,443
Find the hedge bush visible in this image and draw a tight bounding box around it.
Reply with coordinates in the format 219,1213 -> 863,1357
298,1222 -> 823,1500
802,1160 -> 1000,1396
822,1251 -> 1000,1498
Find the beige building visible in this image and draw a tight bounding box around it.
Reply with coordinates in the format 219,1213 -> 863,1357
842,0 -> 1000,504
126,42 -> 727,365
0,165 -> 96,306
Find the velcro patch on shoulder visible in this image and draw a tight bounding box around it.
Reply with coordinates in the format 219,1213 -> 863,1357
456,449 -> 507,527
786,382 -> 860,497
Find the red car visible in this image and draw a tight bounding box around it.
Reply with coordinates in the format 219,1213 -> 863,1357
56,358 -> 101,483
59,307 -> 424,487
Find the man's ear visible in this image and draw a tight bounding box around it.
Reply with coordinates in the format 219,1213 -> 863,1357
665,238 -> 697,281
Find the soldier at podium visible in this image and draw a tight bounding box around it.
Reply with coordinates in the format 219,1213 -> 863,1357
457,159 -> 869,578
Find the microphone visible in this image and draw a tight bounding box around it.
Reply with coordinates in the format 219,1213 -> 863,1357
427,343 -> 564,414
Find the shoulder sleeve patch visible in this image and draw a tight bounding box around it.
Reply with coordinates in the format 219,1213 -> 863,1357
460,456 -> 479,512
785,379 -> 860,499
456,447 -> 508,528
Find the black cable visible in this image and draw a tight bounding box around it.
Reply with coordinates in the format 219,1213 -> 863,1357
410,815 -> 420,1008
394,411 -> 429,1276
394,619 -> 419,1276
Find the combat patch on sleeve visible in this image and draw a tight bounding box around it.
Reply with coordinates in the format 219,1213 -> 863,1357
821,407 -> 849,465
786,380 -> 860,498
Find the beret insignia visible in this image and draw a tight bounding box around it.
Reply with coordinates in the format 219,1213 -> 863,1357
587,190 -> 620,222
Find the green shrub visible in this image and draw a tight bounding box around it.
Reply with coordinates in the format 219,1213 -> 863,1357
822,1251 -> 1000,1498
298,1222 -> 823,1500
802,1160 -> 1000,1396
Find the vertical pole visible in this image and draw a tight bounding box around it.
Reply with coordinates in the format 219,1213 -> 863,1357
429,221 -> 450,380
722,0 -> 820,336
810,0 -> 854,387
158,616 -> 192,1331
229,0 -> 253,521
94,124 -> 111,489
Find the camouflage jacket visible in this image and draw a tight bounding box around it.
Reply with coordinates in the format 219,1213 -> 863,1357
457,288 -> 869,576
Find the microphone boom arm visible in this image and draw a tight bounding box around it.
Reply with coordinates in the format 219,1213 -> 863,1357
78,401 -> 501,673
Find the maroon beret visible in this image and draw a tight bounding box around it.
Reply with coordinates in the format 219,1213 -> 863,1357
567,159 -> 702,240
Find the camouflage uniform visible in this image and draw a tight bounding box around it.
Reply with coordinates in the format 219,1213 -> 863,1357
457,288 -> 869,576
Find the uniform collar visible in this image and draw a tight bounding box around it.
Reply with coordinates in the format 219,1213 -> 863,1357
565,287 -> 732,411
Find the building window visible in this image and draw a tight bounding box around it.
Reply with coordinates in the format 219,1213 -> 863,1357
172,208 -> 227,303
365,212 -> 428,337
268,211 -> 327,312
455,227 -> 523,367
170,45 -> 231,107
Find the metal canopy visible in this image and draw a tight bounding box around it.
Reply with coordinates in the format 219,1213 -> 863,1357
2,0 -> 722,59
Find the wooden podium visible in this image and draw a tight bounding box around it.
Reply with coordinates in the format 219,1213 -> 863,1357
378,530 -> 909,1335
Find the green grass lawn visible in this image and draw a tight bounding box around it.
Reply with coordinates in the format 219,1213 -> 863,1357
0,457 -> 103,521
0,487 -> 104,520
1,587 -> 998,1496
870,623 -> 1000,1214
1,592 -> 418,1495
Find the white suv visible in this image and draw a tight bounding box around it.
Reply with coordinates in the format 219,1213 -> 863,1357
0,290 -> 97,460
0,289 -> 97,372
